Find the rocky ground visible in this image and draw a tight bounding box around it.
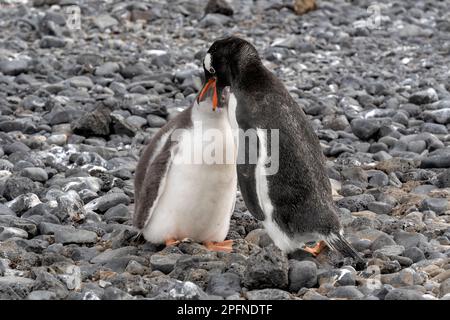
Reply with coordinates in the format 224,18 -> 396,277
0,0 -> 450,300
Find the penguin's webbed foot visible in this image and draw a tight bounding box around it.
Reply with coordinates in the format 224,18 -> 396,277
203,240 -> 233,253
303,240 -> 327,257
165,238 -> 181,246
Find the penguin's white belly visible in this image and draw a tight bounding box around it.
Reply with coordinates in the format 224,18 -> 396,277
142,113 -> 237,243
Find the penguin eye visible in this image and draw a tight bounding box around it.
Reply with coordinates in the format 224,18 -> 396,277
209,66 -> 216,74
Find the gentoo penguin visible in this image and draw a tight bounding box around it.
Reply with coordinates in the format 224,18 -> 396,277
199,37 -> 364,263
133,81 -> 237,252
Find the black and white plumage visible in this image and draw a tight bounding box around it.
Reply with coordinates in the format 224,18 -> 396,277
200,36 -> 364,264
133,85 -> 237,246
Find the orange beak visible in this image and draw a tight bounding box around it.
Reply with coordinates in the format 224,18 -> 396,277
197,78 -> 219,111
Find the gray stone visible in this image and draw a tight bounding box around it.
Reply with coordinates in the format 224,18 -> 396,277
440,278 -> 450,297
150,254 -> 183,274
206,272 -> 241,297
6,193 -> 41,215
244,245 -> 289,290
103,204 -> 129,222
328,286 -> 364,299
91,247 -> 138,264
0,226 -> 28,240
4,141 -> 30,154
21,167 -> 48,182
95,62 -> 120,76
85,192 -> 130,212
371,234 -> 397,251
55,190 -> 85,221
126,115 -> 147,129
385,289 -> 425,300
374,245 -> 405,257
421,123 -> 448,134
33,268 -> 69,299
67,76 -> 94,89
393,231 -> 428,249
0,59 -> 29,76
0,276 -> 35,299
3,177 -> 39,201
409,88 -> 439,105
54,228 -> 97,244
351,119 -> 380,140
93,14 -> 118,30
72,106 -> 112,137
146,114 -> 167,128
336,194 -> 375,212
244,228 -> 273,248
0,203 -> 16,216
288,260 -> 317,291
40,36 -> 66,48
402,247 -> 425,263
420,198 -> 448,215
368,201 -> 393,215
368,171 -> 389,188
435,170 -> 450,188
246,289 -> 292,300
26,290 -> 57,300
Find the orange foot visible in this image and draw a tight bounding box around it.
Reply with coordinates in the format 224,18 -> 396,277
203,240 -> 234,253
303,240 -> 327,257
165,238 -> 180,246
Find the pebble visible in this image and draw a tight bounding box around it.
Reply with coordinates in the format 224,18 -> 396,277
244,245 -> 289,290
85,192 -> 130,212
54,229 -> 97,245
206,272 -> 241,298
288,260 -> 317,291
246,289 -> 292,300
385,289 -> 425,300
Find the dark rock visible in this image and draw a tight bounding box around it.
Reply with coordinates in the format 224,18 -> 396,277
371,234 -> 397,251
402,247 -> 425,263
40,36 -> 66,48
435,170 -> 450,188
244,245 -> 289,290
72,106 -> 112,137
336,194 -> 375,212
385,289 -> 424,300
351,119 -> 380,140
21,167 -> 48,182
328,286 -> 364,299
0,276 -> 35,300
368,201 -> 393,215
0,59 -> 29,76
206,272 -> 241,297
409,88 -> 438,105
91,247 -> 138,264
3,177 -> 39,201
246,289 -> 292,300
150,254 -> 183,274
26,290 -> 57,300
288,260 -> 317,291
54,229 -> 97,244
420,198 -> 448,215
85,192 -> 130,212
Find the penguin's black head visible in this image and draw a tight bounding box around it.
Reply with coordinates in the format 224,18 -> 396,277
197,36 -> 261,109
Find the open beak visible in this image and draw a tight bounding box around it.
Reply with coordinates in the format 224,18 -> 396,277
197,77 -> 219,111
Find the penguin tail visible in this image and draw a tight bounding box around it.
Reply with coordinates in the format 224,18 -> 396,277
325,232 -> 366,266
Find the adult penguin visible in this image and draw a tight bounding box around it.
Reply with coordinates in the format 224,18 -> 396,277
199,36 -> 364,263
133,80 -> 237,252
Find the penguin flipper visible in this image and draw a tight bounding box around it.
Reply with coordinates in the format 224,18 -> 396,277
325,232 -> 366,266
133,139 -> 174,230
